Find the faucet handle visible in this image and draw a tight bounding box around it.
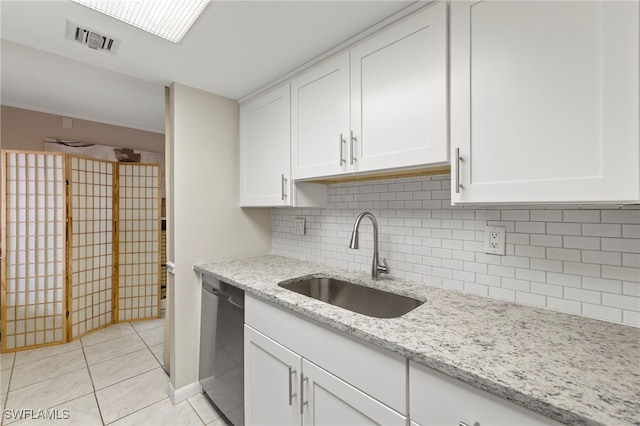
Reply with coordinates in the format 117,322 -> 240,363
378,258 -> 389,274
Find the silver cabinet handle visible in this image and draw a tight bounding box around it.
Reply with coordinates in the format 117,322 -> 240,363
349,131 -> 357,165
339,133 -> 346,166
288,366 -> 297,406
281,174 -> 287,200
459,422 -> 480,426
455,147 -> 462,194
300,373 -> 309,414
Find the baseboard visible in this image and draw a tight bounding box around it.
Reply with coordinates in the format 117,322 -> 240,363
167,381 -> 201,404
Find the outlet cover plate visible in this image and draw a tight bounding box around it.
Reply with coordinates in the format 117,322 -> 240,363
294,218 -> 306,235
484,225 -> 506,255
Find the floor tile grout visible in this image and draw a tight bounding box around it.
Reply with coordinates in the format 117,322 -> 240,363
0,315 -> 183,426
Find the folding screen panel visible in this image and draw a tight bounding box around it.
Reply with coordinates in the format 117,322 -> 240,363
67,156 -> 114,339
1,151 -> 66,352
1,152 -> 161,352
116,163 -> 161,321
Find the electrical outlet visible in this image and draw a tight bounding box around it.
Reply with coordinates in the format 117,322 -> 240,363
293,218 -> 306,235
484,226 -> 506,255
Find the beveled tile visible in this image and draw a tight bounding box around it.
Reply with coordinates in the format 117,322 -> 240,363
5,368 -> 93,414
138,326 -> 165,347
131,317 -> 165,333
81,323 -> 136,348
10,349 -> 87,391
1,352 -> 15,370
89,348 -> 160,390
83,334 -> 146,366
149,343 -> 165,366
10,393 -> 102,426
111,397 -> 203,426
95,367 -> 169,424
187,394 -> 220,424
14,340 -> 82,366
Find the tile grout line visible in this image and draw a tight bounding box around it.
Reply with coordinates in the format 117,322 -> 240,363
1,353 -> 17,426
80,334 -> 107,426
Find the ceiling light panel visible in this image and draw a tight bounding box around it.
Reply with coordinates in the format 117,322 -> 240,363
70,0 -> 210,44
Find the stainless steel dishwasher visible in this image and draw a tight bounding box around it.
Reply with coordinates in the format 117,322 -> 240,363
199,276 -> 244,425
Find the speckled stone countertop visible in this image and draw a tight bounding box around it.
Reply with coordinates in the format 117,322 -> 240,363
194,255 -> 640,426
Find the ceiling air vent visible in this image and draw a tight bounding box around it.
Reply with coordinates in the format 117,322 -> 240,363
65,20 -> 119,54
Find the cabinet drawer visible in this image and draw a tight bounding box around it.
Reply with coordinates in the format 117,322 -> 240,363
246,295 -> 407,414
410,361 -> 562,426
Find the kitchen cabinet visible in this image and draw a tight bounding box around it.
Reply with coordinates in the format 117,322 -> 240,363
239,84 -> 326,207
292,1 -> 448,180
291,52 -> 351,179
245,325 -> 405,426
245,294 -> 407,425
245,325 -> 299,425
450,0 -> 640,204
410,361 -> 562,426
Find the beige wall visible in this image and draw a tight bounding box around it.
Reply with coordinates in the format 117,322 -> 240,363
169,83 -> 271,395
0,105 -> 164,153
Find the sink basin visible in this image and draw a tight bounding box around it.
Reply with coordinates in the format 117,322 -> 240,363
278,277 -> 423,318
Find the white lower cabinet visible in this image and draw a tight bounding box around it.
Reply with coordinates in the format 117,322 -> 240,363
245,325 -> 405,426
245,325 -> 299,425
409,362 -> 562,426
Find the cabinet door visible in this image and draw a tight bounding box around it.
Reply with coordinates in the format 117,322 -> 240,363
451,0 -> 639,204
302,359 -> 406,426
350,1 -> 448,173
410,362 -> 562,426
291,52 -> 351,180
239,84 -> 291,206
245,325 -> 301,426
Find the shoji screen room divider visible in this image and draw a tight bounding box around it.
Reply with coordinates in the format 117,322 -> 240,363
1,150 -> 161,352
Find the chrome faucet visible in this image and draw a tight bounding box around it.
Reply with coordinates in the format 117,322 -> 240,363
349,212 -> 389,280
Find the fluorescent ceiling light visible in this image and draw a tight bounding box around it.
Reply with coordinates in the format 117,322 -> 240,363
70,0 -> 210,44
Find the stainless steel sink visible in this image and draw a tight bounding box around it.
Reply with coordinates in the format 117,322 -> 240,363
278,277 -> 423,318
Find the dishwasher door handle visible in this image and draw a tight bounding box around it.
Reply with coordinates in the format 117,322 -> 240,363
204,285 -> 243,310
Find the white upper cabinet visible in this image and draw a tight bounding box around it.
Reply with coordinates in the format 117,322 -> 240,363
451,0 -> 640,204
351,1 -> 448,174
292,1 -> 448,180
291,53 -> 351,180
240,84 -> 327,207
240,84 -> 292,206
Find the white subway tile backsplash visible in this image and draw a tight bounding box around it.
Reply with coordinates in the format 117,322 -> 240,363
602,265 -> 640,283
582,277 -> 623,294
601,238 -> 640,253
563,210 -> 601,223
564,287 -> 601,304
622,225 -> 640,239
272,175 -> 639,327
582,304 -> 622,323
602,210 -> 640,224
581,250 -> 621,266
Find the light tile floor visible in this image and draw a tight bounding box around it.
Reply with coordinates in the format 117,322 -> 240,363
0,316 -> 224,426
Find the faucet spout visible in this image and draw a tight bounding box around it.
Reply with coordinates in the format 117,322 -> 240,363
349,212 -> 389,280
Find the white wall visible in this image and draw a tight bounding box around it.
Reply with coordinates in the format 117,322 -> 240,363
169,83 -> 271,396
273,175 -> 640,328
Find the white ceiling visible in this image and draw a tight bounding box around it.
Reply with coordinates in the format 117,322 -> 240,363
0,0 -> 415,133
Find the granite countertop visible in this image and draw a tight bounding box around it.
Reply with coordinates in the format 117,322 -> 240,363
193,255 -> 640,426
